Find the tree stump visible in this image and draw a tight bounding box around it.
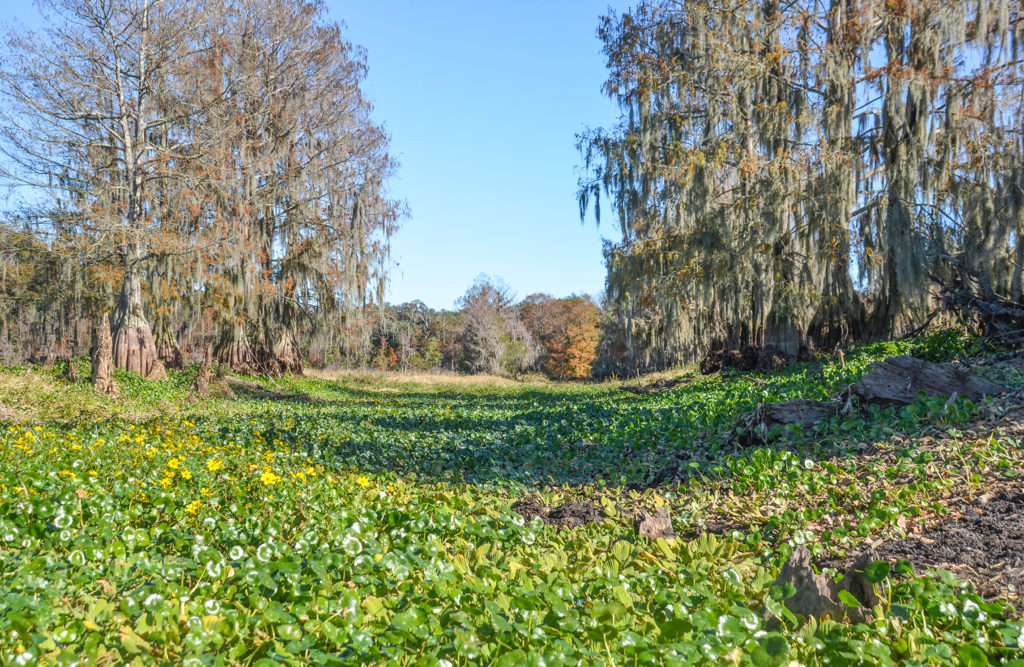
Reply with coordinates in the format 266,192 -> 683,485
634,506 -> 676,541
192,345 -> 212,397
146,359 -> 169,381
91,315 -> 119,398
772,545 -> 876,624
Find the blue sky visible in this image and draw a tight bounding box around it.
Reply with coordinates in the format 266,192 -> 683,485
330,1 -> 629,309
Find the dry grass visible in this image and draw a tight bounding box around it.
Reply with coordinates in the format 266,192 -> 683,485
609,365 -> 699,387
0,367 -> 109,422
305,367 -> 535,390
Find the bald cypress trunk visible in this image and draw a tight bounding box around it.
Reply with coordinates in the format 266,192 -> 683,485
111,242 -> 158,376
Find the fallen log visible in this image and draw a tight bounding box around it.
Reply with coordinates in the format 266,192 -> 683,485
737,356 -> 1006,445
849,356 -> 1007,407
742,399 -> 842,442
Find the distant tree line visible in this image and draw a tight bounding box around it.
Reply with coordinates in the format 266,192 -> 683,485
580,0 -> 1024,374
0,0 -> 400,376
366,276 -> 602,380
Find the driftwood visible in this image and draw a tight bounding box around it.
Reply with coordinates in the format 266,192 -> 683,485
740,356 -> 1005,444
849,356 -> 1007,407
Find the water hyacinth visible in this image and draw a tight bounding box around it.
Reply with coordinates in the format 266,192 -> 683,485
0,333 -> 1021,664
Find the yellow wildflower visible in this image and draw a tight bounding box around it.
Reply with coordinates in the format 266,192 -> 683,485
356,476 -> 371,487
180,470 -> 193,481
260,470 -> 282,486
167,457 -> 181,470
207,458 -> 223,472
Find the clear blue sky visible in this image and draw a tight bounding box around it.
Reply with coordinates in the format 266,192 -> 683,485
330,1 -> 629,309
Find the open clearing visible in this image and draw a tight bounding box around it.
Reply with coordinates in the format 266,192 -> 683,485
1,336 -> 1023,665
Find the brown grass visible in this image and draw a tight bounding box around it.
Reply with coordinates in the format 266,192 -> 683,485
306,368 -> 532,389
0,368 -> 109,422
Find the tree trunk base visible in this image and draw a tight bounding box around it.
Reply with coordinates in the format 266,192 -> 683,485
112,325 -> 158,377
217,341 -> 257,375
146,359 -> 169,381
157,343 -> 184,370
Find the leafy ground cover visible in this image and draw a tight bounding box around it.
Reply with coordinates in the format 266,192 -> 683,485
1,334 -> 1023,665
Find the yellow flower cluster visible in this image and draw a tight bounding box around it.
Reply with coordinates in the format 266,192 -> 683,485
260,470 -> 282,485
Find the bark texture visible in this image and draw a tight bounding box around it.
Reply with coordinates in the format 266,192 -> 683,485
850,356 -> 1007,407
634,506 -> 676,542
742,400 -> 842,441
146,359 -> 168,381
90,314 -> 119,397
773,545 -> 877,624
111,259 -> 158,376
192,345 -> 212,397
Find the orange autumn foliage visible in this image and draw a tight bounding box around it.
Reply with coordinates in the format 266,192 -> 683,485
520,294 -> 601,380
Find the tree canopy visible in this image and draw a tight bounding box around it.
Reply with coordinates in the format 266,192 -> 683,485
580,0 -> 1024,374
0,0 -> 400,374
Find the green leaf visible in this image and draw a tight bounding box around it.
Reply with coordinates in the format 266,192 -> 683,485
864,560 -> 890,583
837,589 -> 861,608
956,643 -> 989,667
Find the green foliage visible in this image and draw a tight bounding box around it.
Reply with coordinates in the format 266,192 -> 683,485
0,333 -> 1021,664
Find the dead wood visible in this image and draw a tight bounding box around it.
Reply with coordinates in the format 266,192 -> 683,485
771,545 -> 877,625
192,345 -> 213,397
700,345 -> 790,375
634,506 -> 676,541
741,399 -> 842,443
849,356 -> 1007,407
90,314 -> 119,398
931,253 -> 1024,346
